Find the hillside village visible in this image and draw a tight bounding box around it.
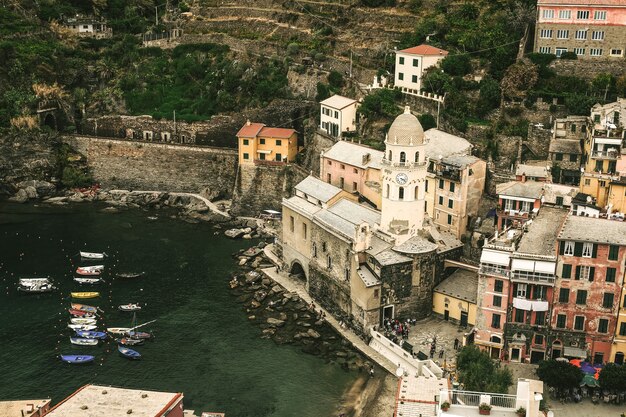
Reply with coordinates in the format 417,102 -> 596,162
0,0 -> 625,417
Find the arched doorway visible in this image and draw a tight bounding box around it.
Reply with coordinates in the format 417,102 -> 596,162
615,352 -> 624,365
289,261 -> 306,282
43,113 -> 56,130
490,335 -> 502,360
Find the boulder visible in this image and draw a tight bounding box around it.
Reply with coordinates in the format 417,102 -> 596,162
17,180 -> 55,197
24,186 -> 38,199
68,192 -> 85,202
45,196 -> 68,204
242,234 -> 252,239
248,315 -> 256,320
245,271 -> 261,284
267,318 -> 285,327
278,312 -> 288,321
336,351 -> 348,358
307,329 -> 321,339
254,290 -> 267,302
250,300 -> 261,309
270,285 -> 284,295
238,258 -> 248,266
9,189 -> 29,203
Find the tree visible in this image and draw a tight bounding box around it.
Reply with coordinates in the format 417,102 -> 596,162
441,54 -> 472,77
537,360 -> 583,393
565,94 -> 597,116
328,70 -> 344,91
357,88 -> 402,119
421,68 -> 452,94
477,77 -> 501,117
418,113 -> 436,130
500,60 -> 538,102
456,346 -> 512,393
315,82 -> 331,102
598,363 -> 626,392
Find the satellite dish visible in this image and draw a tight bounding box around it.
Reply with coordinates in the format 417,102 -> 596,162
396,367 -> 404,377
586,196 -> 593,203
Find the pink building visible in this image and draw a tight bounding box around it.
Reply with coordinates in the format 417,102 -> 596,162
496,180 -> 544,231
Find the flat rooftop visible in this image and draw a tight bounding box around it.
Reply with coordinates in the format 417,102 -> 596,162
517,207 -> 568,256
434,269 -> 478,303
46,385 -> 182,417
558,215 -> 626,246
0,399 -> 50,417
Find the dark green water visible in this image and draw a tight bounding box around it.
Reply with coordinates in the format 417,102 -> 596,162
0,202 -> 355,416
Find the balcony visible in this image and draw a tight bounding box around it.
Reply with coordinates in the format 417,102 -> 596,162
479,264 -> 510,278
510,271 -> 555,285
439,389 -> 518,417
497,209 -> 531,219
591,149 -> 620,160
381,158 -> 426,168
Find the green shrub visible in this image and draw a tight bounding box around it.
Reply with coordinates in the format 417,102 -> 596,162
559,51 -> 578,60
287,43 -> 300,56
527,53 -> 557,67
418,113 -> 437,130
441,54 -> 472,77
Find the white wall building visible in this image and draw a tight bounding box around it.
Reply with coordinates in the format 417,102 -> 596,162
319,95 -> 359,138
394,44 -> 448,91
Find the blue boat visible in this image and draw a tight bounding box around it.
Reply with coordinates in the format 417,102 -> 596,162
118,345 -> 141,360
75,330 -> 107,340
59,354 -> 95,364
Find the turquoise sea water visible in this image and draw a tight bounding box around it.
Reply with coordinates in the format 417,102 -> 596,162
0,202 -> 355,416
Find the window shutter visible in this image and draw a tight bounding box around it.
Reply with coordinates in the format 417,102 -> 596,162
592,244 -> 598,258
559,241 -> 565,255
574,242 -> 583,257
589,267 -> 595,281
575,265 -> 581,280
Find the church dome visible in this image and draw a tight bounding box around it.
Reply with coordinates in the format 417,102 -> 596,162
386,106 -> 424,146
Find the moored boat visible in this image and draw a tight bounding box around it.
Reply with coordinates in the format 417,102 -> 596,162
118,345 -> 141,360
68,324 -> 97,331
117,337 -> 144,346
71,292 -> 100,299
68,308 -> 96,317
75,330 -> 107,339
71,303 -> 98,313
70,317 -> 97,325
115,272 -> 145,279
127,331 -> 153,340
59,354 -> 95,364
17,278 -> 55,294
118,303 -> 142,312
76,266 -> 104,276
107,327 -> 131,335
74,277 -> 104,285
70,337 -> 99,346
80,251 -> 107,260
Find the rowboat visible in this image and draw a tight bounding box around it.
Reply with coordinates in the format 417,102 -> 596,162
75,330 -> 107,339
116,272 -> 145,279
70,337 -> 99,346
71,303 -> 98,313
117,337 -> 144,346
118,346 -> 141,360
70,317 -> 97,325
74,277 -> 104,285
76,265 -> 104,276
59,354 -> 95,364
71,292 -> 100,299
128,331 -> 153,340
118,303 -> 142,312
107,327 -> 131,335
68,309 -> 96,318
68,324 -> 97,331
17,278 -> 55,294
80,251 -> 107,260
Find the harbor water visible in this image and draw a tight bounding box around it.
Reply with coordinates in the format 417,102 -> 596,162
0,202 -> 356,416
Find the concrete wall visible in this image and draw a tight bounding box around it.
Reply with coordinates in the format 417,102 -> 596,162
432,291 -> 477,326
62,136 -> 238,198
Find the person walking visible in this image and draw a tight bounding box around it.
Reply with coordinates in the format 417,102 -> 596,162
454,338 -> 460,350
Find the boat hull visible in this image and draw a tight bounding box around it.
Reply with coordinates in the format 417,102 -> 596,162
117,337 -> 144,346
60,354 -> 95,364
74,277 -> 104,285
70,318 -> 97,325
68,324 -> 97,331
118,304 -> 141,312
118,346 -> 141,360
71,292 -> 100,299
71,303 -> 98,313
75,330 -> 107,339
70,337 -> 99,346
80,251 -> 106,259
107,327 -> 131,335
116,272 -> 145,279
68,309 -> 96,318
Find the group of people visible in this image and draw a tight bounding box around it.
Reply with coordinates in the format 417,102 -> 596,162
381,318 -> 416,345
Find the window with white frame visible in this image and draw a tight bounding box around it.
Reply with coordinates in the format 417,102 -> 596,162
505,199 -> 514,210
542,9 -> 554,19
611,49 -> 624,57
539,46 -> 552,54
575,29 -> 587,40
556,48 -> 568,57
582,242 -> 593,257
517,283 -> 528,298
590,48 -> 603,56
577,10 -> 589,19
594,10 -> 606,20
559,10 -> 571,19
580,265 -> 591,280
557,29 -> 569,39
592,31 -> 605,40
521,201 -> 531,212
564,241 -> 574,256
540,29 -> 553,38
574,48 -> 585,56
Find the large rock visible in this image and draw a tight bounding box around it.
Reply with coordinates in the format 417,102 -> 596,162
307,329 -> 321,339
266,318 -> 285,327
9,188 -> 29,203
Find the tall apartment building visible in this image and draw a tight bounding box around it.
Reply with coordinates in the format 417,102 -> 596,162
534,0 -> 626,59
549,116 -> 587,185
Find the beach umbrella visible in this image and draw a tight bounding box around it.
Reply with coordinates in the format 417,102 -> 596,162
580,374 -> 599,387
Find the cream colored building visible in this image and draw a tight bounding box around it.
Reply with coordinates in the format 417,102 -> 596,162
432,267 -> 478,326
319,95 -> 359,138
394,44 -> 448,91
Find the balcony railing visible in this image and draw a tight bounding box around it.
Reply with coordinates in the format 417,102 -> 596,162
510,271 -> 555,284
439,389 -> 517,409
479,265 -> 509,277
591,150 -> 620,160
498,209 -> 531,218
381,158 -> 426,168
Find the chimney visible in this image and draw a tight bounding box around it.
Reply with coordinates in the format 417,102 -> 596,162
246,119 -> 251,126
521,172 -> 526,183
362,153 -> 371,165
404,106 -> 411,114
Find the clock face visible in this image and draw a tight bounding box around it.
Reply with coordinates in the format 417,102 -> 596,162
396,173 -> 408,185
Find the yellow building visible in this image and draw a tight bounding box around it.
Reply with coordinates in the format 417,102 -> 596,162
611,282 -> 626,364
432,266 -> 478,327
608,179 -> 626,214
236,121 -> 298,165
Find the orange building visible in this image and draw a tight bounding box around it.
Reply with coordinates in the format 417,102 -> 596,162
236,121 -> 298,165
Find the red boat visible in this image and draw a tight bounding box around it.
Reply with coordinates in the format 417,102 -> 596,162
69,308 -> 95,317
76,267 -> 102,276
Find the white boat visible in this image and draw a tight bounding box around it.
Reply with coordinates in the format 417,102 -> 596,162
70,337 -> 99,346
80,251 -> 107,259
18,278 -> 51,285
17,278 -> 55,293
68,324 -> 97,331
118,303 -> 142,312
79,265 -> 104,272
74,277 -> 104,285
107,327 -> 131,335
70,317 -> 97,325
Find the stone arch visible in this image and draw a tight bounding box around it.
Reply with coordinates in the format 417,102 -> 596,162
289,260 -> 307,282
43,113 -> 56,130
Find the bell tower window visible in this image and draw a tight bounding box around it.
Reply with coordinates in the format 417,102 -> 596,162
399,187 -> 405,200
400,152 -> 406,163
415,151 -> 419,163
414,186 -> 419,199
388,150 -> 392,161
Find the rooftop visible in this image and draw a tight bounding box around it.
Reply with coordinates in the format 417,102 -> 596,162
373,248 -> 412,266
517,207 -> 568,256
282,195 -> 322,218
0,399 -> 50,417
538,0 -> 626,5
558,215 -> 626,246
46,385 -> 182,417
320,94 -> 358,110
294,176 -> 342,204
434,268 -> 478,303
258,126 -> 296,139
314,199 -> 381,240
549,139 -> 582,155
515,163 -> 550,179
393,235 -> 438,255
322,141 -> 383,169
441,154 -> 480,168
423,129 -> 472,160
397,44 -> 449,56
236,121 -> 265,138
395,375 -> 448,417
496,181 -> 544,200
357,265 -> 382,287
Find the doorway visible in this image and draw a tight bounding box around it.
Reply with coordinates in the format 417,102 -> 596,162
593,352 -> 604,365
615,352 -> 624,365
460,311 -> 468,327
383,305 -> 394,321
444,310 -> 449,321
511,348 -> 521,362
530,350 -> 545,364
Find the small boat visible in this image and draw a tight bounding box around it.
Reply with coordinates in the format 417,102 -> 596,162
70,317 -> 97,325
224,228 -> 244,239
68,324 -> 97,331
71,292 -> 100,299
68,308 -> 96,318
76,265 -> 104,276
17,278 -> 55,294
117,337 -> 144,346
115,272 -> 145,279
118,345 -> 141,360
127,331 -> 153,340
107,327 -> 131,335
74,277 -> 104,285
70,337 -> 99,346
118,303 -> 142,312
71,303 -> 98,313
80,251 -> 107,260
75,330 -> 107,339
60,354 -> 95,364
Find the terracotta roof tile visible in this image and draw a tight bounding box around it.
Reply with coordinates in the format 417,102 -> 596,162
236,122 -> 265,138
397,44 -> 448,56
258,126 -> 296,139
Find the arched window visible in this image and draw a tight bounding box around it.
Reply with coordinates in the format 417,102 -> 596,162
398,187 -> 405,200
414,151 -> 419,163
386,184 -> 390,198
388,150 -> 393,161
400,152 -> 406,163
414,186 -> 419,199
312,242 -> 317,258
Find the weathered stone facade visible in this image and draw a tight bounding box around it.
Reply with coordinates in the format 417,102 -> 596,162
549,58 -> 626,79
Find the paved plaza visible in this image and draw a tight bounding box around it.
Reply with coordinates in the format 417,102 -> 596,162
406,315 -> 469,371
